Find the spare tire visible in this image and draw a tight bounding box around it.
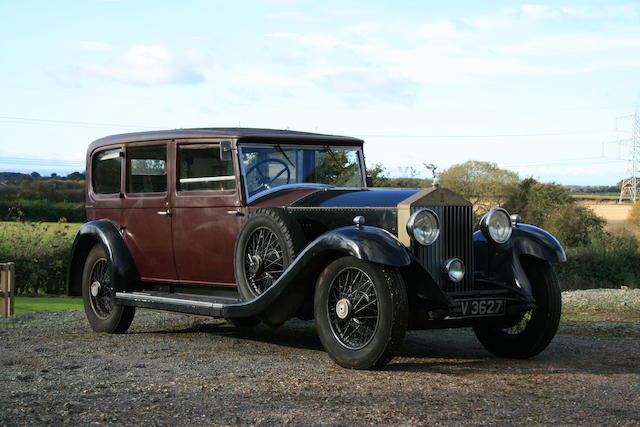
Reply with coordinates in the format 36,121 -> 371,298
234,208 -> 305,301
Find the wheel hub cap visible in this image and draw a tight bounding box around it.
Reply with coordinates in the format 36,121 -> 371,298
335,298 -> 352,320
90,281 -> 101,297
248,254 -> 262,275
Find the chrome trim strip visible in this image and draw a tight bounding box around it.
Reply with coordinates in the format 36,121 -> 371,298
115,292 -> 224,309
179,176 -> 235,183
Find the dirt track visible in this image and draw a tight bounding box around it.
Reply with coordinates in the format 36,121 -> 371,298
1,306 -> 639,426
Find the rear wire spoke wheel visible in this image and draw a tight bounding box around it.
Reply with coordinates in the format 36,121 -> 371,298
234,208 -> 305,327
81,244 -> 135,334
244,227 -> 285,295
88,258 -> 113,319
315,256 -> 408,370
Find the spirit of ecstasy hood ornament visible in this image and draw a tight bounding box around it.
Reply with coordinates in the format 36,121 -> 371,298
423,163 -> 440,187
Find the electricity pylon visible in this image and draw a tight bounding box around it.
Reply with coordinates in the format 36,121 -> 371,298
618,108 -> 640,203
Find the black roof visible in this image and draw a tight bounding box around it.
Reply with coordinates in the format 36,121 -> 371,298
88,128 -> 363,152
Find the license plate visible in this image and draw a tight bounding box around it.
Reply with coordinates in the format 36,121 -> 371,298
459,298 -> 505,317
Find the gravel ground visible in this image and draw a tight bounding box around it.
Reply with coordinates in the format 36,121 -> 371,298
1,291 -> 639,426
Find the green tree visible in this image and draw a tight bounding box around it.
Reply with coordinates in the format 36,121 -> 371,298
545,204 -> 605,247
525,182 -> 572,225
625,202 -> 640,233
439,160 -> 519,219
366,163 -> 390,187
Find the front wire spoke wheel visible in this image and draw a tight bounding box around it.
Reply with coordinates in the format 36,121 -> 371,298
327,267 -> 379,350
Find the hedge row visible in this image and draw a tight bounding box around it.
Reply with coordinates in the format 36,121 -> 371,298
557,234 -> 640,290
0,199 -> 85,223
0,221 -> 77,295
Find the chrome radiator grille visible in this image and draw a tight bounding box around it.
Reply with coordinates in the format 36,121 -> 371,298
412,205 -> 474,292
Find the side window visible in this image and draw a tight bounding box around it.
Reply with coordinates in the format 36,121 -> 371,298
178,145 -> 236,191
92,149 -> 121,194
127,145 -> 167,193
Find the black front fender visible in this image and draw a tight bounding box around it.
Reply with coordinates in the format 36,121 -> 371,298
307,225 -> 413,267
474,223 -> 566,301
223,225 -> 412,318
67,220 -> 139,296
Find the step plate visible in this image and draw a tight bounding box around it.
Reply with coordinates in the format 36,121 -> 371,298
115,292 -> 224,317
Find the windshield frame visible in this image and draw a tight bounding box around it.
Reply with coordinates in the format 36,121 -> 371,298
237,143 -> 367,203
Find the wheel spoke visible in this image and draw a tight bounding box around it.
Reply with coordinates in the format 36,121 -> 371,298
88,258 -> 113,320
326,266 -> 379,350
244,227 -> 285,295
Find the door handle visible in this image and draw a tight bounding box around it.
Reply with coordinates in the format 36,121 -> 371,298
157,210 -> 172,216
226,209 -> 244,216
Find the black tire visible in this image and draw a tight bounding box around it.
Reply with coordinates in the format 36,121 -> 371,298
82,244 -> 135,333
473,257 -> 561,359
234,208 -> 305,300
314,256 -> 408,370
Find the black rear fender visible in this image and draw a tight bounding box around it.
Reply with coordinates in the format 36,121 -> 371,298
67,220 -> 139,296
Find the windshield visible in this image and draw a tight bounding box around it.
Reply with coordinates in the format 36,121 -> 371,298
239,144 -> 365,198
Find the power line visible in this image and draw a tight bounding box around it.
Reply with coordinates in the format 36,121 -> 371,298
0,157 -> 84,167
502,157 -> 624,168
355,131 -> 613,139
0,115 -> 617,138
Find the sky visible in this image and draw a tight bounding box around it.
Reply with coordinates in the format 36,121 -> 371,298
1,0 -> 639,185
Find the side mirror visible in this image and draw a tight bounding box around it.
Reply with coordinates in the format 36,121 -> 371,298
365,176 -> 374,187
220,140 -> 232,161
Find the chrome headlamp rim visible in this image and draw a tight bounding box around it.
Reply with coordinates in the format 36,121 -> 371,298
480,207 -> 513,244
443,258 -> 465,283
406,208 -> 440,246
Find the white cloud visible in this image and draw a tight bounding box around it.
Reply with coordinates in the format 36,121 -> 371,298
84,45 -> 206,85
251,4 -> 640,104
498,33 -> 640,56
517,4 -> 633,20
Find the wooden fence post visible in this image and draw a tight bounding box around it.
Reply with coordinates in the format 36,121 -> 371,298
1,262 -> 15,318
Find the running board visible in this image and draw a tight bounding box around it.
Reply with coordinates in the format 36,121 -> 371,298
115,292 -> 225,317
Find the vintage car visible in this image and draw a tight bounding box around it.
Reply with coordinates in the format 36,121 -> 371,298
67,128 -> 566,369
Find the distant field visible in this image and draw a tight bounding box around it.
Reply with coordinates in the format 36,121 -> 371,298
578,201 -> 632,232
571,193 -> 621,201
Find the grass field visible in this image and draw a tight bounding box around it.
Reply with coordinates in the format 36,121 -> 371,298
13,296 -> 83,315
0,221 -> 82,236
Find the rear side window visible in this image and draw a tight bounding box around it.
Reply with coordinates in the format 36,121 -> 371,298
127,145 -> 167,193
178,145 -> 235,191
92,149 -> 121,194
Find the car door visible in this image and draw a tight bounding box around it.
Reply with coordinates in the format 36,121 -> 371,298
122,141 -> 178,282
171,140 -> 243,285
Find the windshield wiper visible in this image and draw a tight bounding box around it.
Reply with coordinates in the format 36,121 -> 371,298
324,146 -> 346,172
274,144 -> 295,167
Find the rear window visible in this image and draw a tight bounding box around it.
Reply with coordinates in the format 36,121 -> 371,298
92,149 -> 121,194
127,145 -> 167,193
178,145 -> 235,191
